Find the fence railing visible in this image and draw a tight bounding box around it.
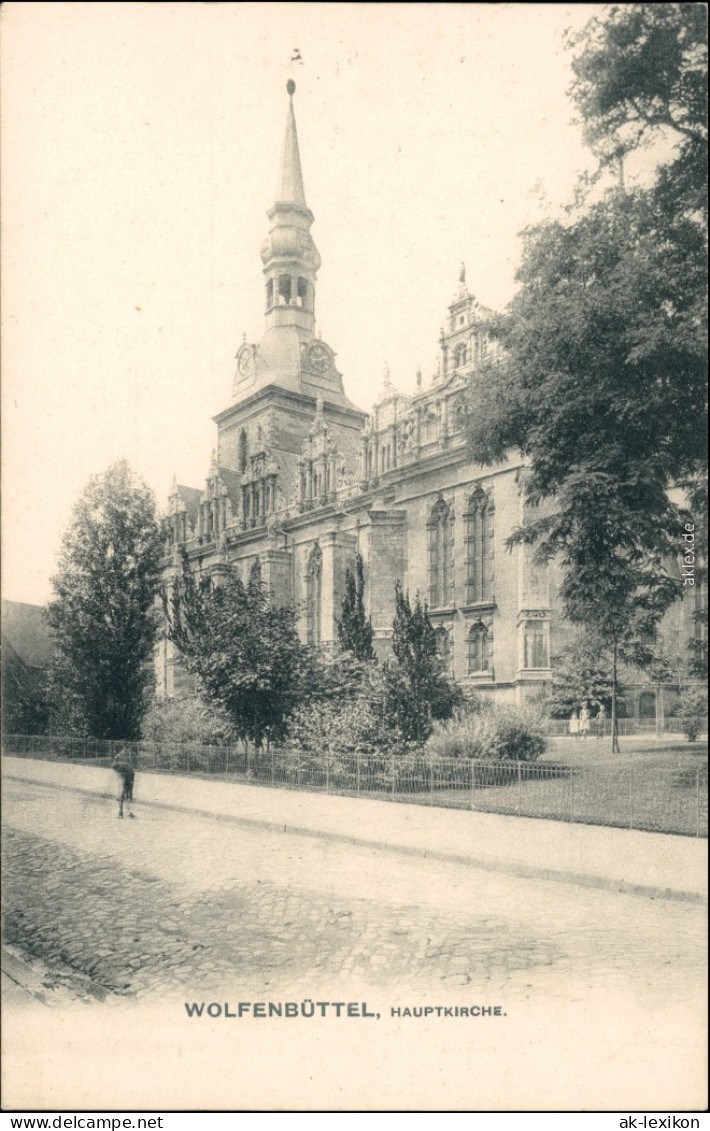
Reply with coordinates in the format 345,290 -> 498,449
3,733 -> 707,837
542,717 -> 708,737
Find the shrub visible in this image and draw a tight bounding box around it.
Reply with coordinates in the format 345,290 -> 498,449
142,693 -> 234,746
287,694 -> 403,764
678,688 -> 708,742
427,704 -> 546,762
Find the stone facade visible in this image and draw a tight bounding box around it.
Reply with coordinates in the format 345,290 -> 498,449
158,85 -> 705,711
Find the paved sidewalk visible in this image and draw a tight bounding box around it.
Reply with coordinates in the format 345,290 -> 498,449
4,755 -> 707,903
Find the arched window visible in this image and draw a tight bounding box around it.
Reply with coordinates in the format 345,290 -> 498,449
435,626 -> 452,673
524,620 -> 548,669
468,622 -> 491,674
465,488 -> 493,604
427,498 -> 453,608
297,277 -> 309,308
454,343 -> 467,369
306,543 -> 323,645
238,429 -> 248,474
266,279 -> 274,308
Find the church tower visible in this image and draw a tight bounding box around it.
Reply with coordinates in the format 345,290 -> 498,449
217,81 -> 365,480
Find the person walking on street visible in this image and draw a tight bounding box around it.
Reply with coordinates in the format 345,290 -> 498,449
112,747 -> 137,819
596,703 -> 606,738
569,709 -> 579,739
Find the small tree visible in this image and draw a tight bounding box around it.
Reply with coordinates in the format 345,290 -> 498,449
550,633 -> 617,719
45,461 -> 163,740
165,553 -> 305,758
383,582 -> 460,744
678,688 -> 708,742
337,555 -> 374,660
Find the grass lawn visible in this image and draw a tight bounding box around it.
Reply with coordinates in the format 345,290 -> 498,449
541,735 -> 708,772
425,736 -> 709,836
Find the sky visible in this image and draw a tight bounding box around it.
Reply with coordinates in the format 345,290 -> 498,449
1,2 -> 604,606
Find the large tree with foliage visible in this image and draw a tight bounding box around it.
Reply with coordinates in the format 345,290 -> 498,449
336,554 -> 374,660
567,3 -> 707,219
45,461 -> 163,740
165,553 -> 305,755
550,633 -> 617,720
465,4 -> 706,748
383,582 -> 459,744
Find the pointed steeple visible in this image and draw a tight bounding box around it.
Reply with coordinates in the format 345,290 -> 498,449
277,80 -> 307,207
260,82 -> 320,339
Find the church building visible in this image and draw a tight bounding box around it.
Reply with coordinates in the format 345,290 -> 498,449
159,82 -> 700,713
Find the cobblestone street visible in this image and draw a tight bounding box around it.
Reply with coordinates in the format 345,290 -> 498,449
2,777 -> 706,1009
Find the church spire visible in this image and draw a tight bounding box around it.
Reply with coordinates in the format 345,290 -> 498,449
277,79 -> 307,207
261,81 -> 321,337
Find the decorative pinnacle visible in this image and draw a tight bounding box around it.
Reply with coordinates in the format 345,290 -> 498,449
286,79 -> 296,96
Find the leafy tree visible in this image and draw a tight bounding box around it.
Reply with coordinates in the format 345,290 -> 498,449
464,5 -> 706,748
165,553 -> 305,755
45,461 -> 163,741
550,633 -> 617,719
567,3 -> 707,219
542,475 -> 683,750
383,582 -> 460,744
336,554 -> 374,660
302,643 -> 373,704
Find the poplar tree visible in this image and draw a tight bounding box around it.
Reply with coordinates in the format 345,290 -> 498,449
384,582 -> 459,744
336,554 -> 374,661
46,461 -> 163,740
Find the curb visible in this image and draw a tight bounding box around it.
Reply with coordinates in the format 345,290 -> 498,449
6,772 -> 707,907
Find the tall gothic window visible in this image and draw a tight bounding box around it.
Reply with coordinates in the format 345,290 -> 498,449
524,620 -> 549,669
239,429 -> 248,473
464,488 -> 493,603
427,498 -> 453,608
454,343 -> 467,369
306,543 -> 323,645
467,622 -> 492,674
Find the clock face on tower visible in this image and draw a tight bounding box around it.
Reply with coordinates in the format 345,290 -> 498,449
237,346 -> 255,378
308,342 -> 330,374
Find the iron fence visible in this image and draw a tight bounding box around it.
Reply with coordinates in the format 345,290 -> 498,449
543,717 -> 708,737
3,733 -> 707,837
